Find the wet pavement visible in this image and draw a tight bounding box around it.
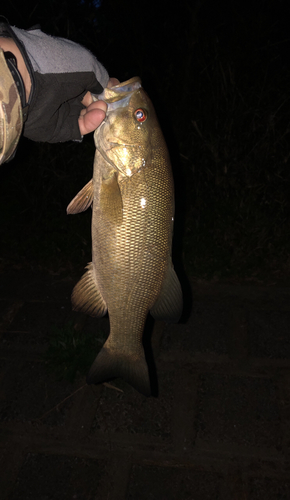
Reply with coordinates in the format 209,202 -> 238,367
0,269 -> 290,499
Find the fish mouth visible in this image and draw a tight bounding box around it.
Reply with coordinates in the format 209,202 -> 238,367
93,77 -> 143,176
96,121 -> 137,174
95,117 -> 135,148
106,141 -> 136,149
93,77 -> 142,106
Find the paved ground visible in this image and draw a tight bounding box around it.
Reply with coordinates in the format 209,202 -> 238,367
0,269 -> 290,499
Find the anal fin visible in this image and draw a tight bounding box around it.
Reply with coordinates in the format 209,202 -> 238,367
150,265 -> 183,323
67,179 -> 94,214
72,262 -> 107,317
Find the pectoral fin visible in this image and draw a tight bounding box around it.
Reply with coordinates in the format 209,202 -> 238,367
100,171 -> 123,225
67,179 -> 94,214
150,265 -> 183,323
72,262 -> 107,317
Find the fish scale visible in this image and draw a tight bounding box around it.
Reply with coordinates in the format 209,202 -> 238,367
67,77 -> 182,396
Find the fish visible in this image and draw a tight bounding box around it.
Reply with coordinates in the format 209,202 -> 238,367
67,77 -> 182,396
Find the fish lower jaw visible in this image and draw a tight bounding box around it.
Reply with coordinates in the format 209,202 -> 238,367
107,140 -> 135,147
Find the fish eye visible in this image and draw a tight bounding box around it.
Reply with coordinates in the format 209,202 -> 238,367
134,108 -> 147,123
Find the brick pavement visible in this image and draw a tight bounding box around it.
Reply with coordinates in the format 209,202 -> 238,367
0,270 -> 290,499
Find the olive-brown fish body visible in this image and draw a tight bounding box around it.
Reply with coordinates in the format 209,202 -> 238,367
67,78 -> 182,396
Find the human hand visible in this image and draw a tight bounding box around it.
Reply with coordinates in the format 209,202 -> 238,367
78,77 -> 120,136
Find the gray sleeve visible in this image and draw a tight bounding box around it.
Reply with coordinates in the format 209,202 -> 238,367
10,26 -> 110,143
11,26 -> 109,88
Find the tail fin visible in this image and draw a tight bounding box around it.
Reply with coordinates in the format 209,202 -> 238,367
87,344 -> 151,396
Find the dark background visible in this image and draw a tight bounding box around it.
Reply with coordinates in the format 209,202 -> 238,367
1,0 -> 290,283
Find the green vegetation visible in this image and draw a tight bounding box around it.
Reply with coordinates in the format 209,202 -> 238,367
43,320 -> 106,382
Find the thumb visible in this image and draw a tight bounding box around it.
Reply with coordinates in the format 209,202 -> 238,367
78,100 -> 107,135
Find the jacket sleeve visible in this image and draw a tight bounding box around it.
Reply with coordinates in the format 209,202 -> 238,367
23,71 -> 104,143
10,26 -> 109,143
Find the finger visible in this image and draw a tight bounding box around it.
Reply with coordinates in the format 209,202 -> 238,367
80,100 -> 107,116
81,91 -> 93,107
107,77 -> 120,89
88,100 -> 107,112
78,106 -> 107,136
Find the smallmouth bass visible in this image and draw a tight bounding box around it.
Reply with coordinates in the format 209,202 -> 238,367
67,77 -> 182,396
